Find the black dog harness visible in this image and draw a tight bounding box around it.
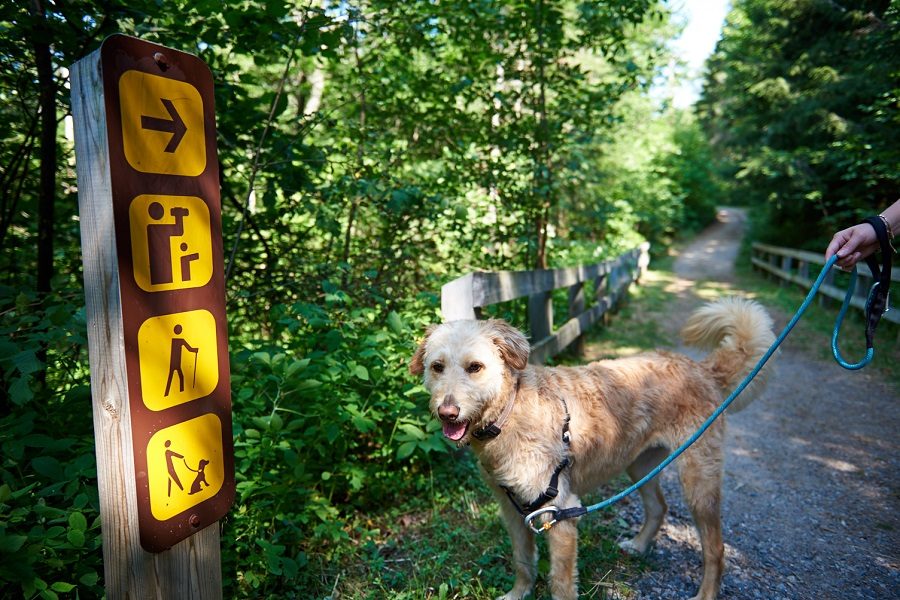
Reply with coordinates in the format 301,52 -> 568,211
499,400 -> 573,517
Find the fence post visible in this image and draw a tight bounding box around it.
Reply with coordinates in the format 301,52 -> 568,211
528,290 -> 553,355
441,273 -> 478,321
637,242 -> 650,281
768,252 -> 778,282
780,256 -> 793,286
567,282 -> 585,357
798,259 -> 809,282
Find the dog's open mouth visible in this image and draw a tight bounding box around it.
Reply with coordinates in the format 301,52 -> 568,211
442,420 -> 469,441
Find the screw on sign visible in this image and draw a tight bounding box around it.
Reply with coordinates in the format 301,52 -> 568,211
71,34 -> 234,596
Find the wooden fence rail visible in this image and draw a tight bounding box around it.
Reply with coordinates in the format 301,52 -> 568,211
441,243 -> 651,364
751,241 -> 900,325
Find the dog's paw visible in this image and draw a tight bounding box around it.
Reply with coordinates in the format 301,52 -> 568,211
618,537 -> 651,556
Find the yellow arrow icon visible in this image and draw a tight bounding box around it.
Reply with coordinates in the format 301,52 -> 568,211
119,70 -> 206,176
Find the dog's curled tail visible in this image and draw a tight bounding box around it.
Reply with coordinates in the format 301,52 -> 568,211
681,297 -> 776,413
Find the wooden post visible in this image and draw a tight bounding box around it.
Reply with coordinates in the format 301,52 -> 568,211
567,282 -> 585,357
72,36 -> 229,599
595,274 -> 610,326
768,252 -> 778,282
527,290 -> 553,362
441,273 -> 478,321
798,260 -> 809,282
780,256 -> 793,286
637,242 -> 650,282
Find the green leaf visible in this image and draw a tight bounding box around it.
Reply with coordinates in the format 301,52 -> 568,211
353,365 -> 369,380
10,376 -> 33,405
386,311 -> 405,334
398,423 -> 426,441
32,456 -> 63,478
66,530 -> 85,548
50,582 -> 76,593
396,441 -> 417,460
68,512 -> 88,532
79,572 -> 99,586
45,526 -> 66,539
0,534 -> 28,553
270,413 -> 284,431
12,350 -> 41,375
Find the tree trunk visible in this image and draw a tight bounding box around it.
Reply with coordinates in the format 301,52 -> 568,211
32,0 -> 56,295
341,28 -> 366,289
533,0 -> 550,270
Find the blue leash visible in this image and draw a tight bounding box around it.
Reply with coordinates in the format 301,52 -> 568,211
526,254 -> 882,533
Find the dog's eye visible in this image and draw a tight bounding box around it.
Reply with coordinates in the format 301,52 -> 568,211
466,362 -> 484,374
431,362 -> 444,373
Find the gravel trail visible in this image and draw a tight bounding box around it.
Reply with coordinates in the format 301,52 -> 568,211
615,208 -> 899,600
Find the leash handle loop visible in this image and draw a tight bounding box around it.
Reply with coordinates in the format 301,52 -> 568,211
831,265 -> 876,370
832,215 -> 892,370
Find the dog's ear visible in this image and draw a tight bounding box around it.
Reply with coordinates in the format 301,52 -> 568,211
484,319 -> 530,371
409,325 -> 438,376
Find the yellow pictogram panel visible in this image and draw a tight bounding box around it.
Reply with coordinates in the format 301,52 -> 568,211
119,70 -> 206,176
147,413 -> 224,521
138,309 -> 218,411
129,194 -> 213,292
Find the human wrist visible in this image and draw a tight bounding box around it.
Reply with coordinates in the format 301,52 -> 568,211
877,214 -> 893,241
879,199 -> 900,236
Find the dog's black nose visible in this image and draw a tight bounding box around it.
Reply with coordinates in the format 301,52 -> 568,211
438,397 -> 459,421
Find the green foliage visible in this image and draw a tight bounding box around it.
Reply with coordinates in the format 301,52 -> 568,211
224,293 -> 448,595
1,0 -> 727,596
0,286 -> 102,598
699,0 -> 899,248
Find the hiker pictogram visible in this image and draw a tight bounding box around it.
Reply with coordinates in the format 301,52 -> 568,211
164,324 -> 200,397
119,70 -> 206,176
129,194 -> 213,292
138,309 -> 219,411
147,415 -> 225,521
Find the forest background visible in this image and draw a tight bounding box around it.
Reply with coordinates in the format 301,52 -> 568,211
1,0 -> 897,597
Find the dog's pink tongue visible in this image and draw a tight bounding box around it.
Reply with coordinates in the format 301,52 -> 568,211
443,421 -> 467,441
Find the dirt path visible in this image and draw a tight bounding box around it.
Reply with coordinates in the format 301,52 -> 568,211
612,208 -> 899,600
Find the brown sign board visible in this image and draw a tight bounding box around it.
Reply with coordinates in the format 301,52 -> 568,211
84,34 -> 234,552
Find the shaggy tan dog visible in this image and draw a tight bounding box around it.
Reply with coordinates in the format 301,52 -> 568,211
409,298 -> 776,600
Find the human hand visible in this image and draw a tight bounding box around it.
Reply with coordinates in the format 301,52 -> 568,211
825,223 -> 879,269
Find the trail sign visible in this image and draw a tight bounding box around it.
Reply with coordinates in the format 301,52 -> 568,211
72,33 -> 233,595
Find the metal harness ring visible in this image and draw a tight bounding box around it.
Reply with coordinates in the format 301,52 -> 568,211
524,505 -> 560,534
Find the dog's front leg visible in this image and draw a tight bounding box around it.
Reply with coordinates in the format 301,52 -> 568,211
495,493 -> 537,600
546,515 -> 579,600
